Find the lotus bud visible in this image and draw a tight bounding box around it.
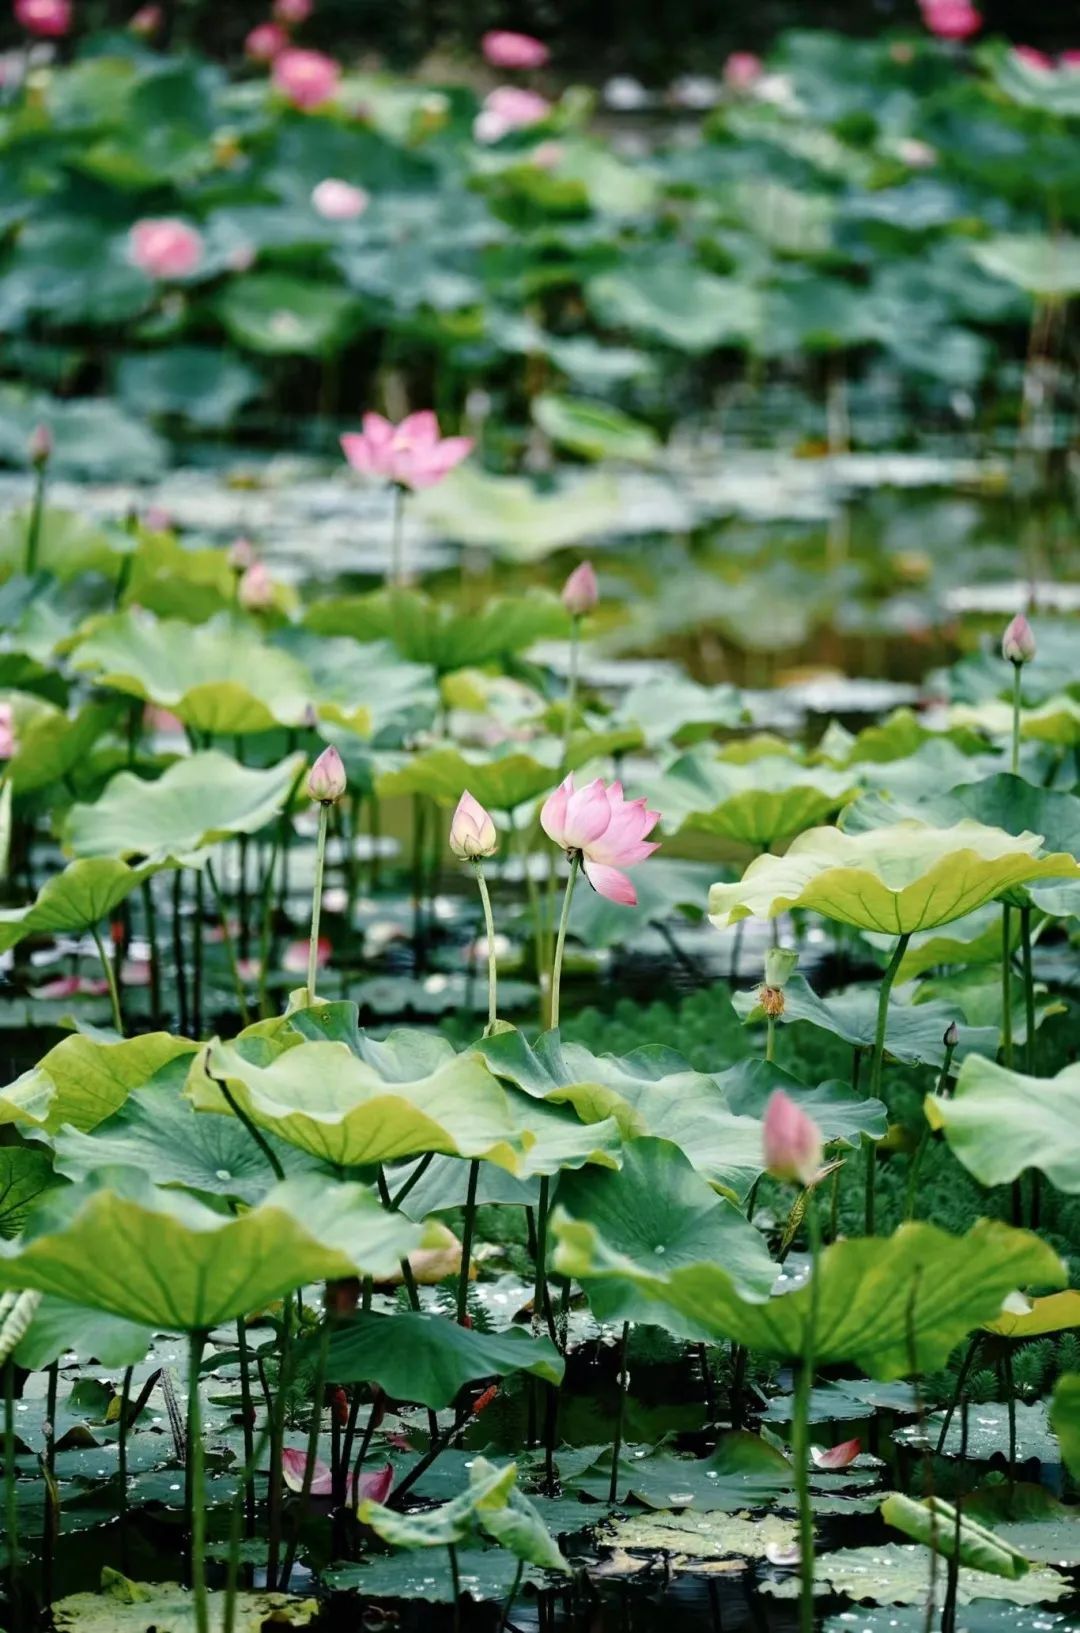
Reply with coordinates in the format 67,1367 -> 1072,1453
943,1020 -> 959,1050
561,560 -> 598,618
307,745 -> 346,804
228,536 -> 255,573
1001,613 -> 1035,667
764,947 -> 798,991
28,423 -> 52,468
449,790 -> 498,860
763,1088 -> 823,1188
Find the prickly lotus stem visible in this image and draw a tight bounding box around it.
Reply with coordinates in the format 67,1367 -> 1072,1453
0,1289 -> 42,1364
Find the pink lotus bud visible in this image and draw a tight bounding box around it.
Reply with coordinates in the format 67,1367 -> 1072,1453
481,30 -> 550,71
1001,612 -> 1035,666
308,745 -> 346,804
449,791 -> 498,860
27,423 -> 52,468
245,20 -> 288,61
273,0 -> 312,22
0,703 -> 17,761
128,218 -> 204,280
238,560 -> 274,610
724,52 -> 763,90
762,1089 -> 823,1188
473,85 -> 551,143
228,536 -> 256,573
561,560 -> 598,617
919,0 -> 982,40
943,1020 -> 959,1050
14,0 -> 71,37
129,4 -> 163,35
272,47 -> 340,111
311,178 -> 370,221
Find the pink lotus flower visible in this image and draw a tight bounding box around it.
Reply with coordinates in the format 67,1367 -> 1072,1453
474,85 -> 551,143
763,1089 -> 823,1188
246,20 -> 288,61
272,47 -> 340,110
311,178 -> 369,220
129,218 -> 204,280
541,774 -> 660,906
282,1449 -> 393,1507
481,29 -> 549,71
308,744 -> 347,803
449,791 -> 498,860
724,52 -> 763,89
811,1439 -> 861,1470
129,4 -> 162,35
14,0 -> 71,36
0,704 -> 16,761
273,0 -> 312,21
1002,612 -> 1036,666
562,560 -> 598,617
919,0 -> 982,40
238,560 -> 275,610
1012,45 -> 1053,71
340,411 -> 473,492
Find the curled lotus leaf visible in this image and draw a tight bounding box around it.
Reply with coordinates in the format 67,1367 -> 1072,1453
926,1055 -> 1080,1194
0,1032 -> 197,1134
0,858 -> 160,955
656,751 -> 860,848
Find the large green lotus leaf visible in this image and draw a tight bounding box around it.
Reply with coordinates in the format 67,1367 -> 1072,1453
913,968 -> 1063,1049
556,1138 -> 775,1339
0,1032 -> 195,1134
763,1543 -> 1068,1607
188,1038 -> 526,1172
0,1147 -> 56,1238
15,1297 -> 151,1371
716,1061 -> 887,1148
376,746 -> 557,813
610,676 -> 746,749
7,699 -> 123,796
568,858 -> 715,950
274,631 -> 436,738
360,1457 -> 518,1549
50,1082 -> 329,1203
301,1311 -> 564,1406
70,610 -> 313,733
708,821 -> 1078,934
951,695 -> 1080,748
0,858 -> 159,955
926,1056 -> 1080,1193
612,1507 -> 797,1562
323,1546 -> 548,1603
971,236 -> 1080,300
413,465 -> 622,562
1051,1374 -> 1080,1482
732,974 -> 997,1069
532,394 -> 659,463
215,273 -> 361,355
51,1582 -> 316,1633
115,347 -> 262,430
899,1402 -> 1057,1465
656,751 -> 860,848
303,588 -> 569,672
818,708 -> 986,769
0,1170 -> 426,1329
569,1432 -> 794,1511
881,1494 -> 1030,1580
822,1607 -> 1072,1633
982,1290 -> 1080,1339
0,509 -> 122,584
552,1218 -> 1064,1378
864,904 -> 1016,983
63,751 -> 306,865
586,257 -> 762,352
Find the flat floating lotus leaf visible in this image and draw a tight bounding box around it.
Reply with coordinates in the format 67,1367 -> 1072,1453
304,587 -> 569,673
732,975 -> 996,1070
0,1147 -> 55,1238
190,1037 -> 526,1173
971,235 -> 1080,299
0,1170 -> 426,1330
760,1378 -> 918,1425
414,465 -> 623,561
656,751 -> 860,848
898,1402 -> 1057,1465
950,695 -> 1080,749
552,1218 -> 1064,1379
819,709 -> 986,769
0,1032 -> 196,1133
323,1547 -> 548,1603
611,1508 -> 797,1563
824,1606 -> 1075,1633
708,821 -> 1079,935
52,1580 -> 316,1633
557,1138 -> 776,1340
15,1297 -> 151,1371
610,676 -> 746,749
881,1493 -> 1030,1579
375,746 -> 557,813
0,857 -> 160,956
64,751 -> 306,865
70,609 -> 313,733
983,1291 -> 1080,1339
926,1056 -> 1080,1193
303,1311 -> 564,1407
569,1433 -> 794,1511
532,393 -> 660,463
762,1543 -> 1068,1606
1051,1375 -> 1080,1482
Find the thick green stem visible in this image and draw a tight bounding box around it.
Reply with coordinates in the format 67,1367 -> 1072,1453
473,861 -> 498,1034
549,854 -> 580,1032
866,933 -> 910,1234
306,802 -> 330,1007
792,1196 -> 821,1633
25,462 -> 46,576
206,858 -> 252,1026
608,1321 -> 630,1504
389,483 -> 406,587
1001,904 -> 1014,1070
560,616 -> 580,767
188,1331 -> 209,1633
266,1295 -> 294,1587
448,1542 -> 462,1633
1020,906 -> 1036,1073
236,1320 -> 256,1540
457,1159 -> 480,1328
1010,661 -> 1022,776
91,923 -> 123,1036
766,1016 -> 776,1063
141,878 -> 162,1029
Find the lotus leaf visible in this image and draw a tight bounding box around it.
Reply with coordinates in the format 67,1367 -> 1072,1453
0,858 -> 159,956
1051,1375 -> 1080,1482
414,465 -> 622,560
611,1507 -> 798,1562
926,1056 -> 1080,1193
0,1032 -> 196,1133
881,1493 -> 1030,1579
950,695 -> 1080,749
51,1580 -> 316,1633
0,1147 -> 56,1238
762,1543 -> 1068,1606
532,394 -> 659,463
15,1298 -> 151,1371
657,751 -> 860,848
983,1291 -> 1080,1339
303,587 -> 569,672
569,1433 -> 794,1510
376,746 -> 557,812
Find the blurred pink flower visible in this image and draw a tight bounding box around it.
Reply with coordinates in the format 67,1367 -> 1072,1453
32,974 -> 110,1000
811,1439 -> 861,1469
282,1449 -> 392,1506
238,560 -> 275,610
28,423 -> 52,467
0,703 -> 16,760
763,1089 -> 823,1187
541,774 -> 660,906
272,47 -> 340,109
474,85 -> 551,143
246,20 -> 288,61
561,560 -> 598,617
1061,50 -> 1080,69
530,139 -> 564,169
311,177 -> 370,220
481,29 -> 549,70
129,218 -> 204,280
919,0 -> 982,40
1012,44 -> 1053,71
341,411 -> 473,492
14,0 -> 71,36
228,536 -> 256,572
724,51 -> 763,89
273,0 -> 312,21
129,4 -> 162,34
449,791 -> 498,860
897,137 -> 937,168
284,935 -> 329,973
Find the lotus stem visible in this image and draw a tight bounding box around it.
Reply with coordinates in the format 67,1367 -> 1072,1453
5,1358 -> 18,1629
206,858 -> 251,1026
550,853 -> 580,1033
306,800 -> 330,1007
1001,904 -> 1014,1070
140,879 -> 162,1029
448,1542 -> 462,1633
24,458 -> 46,577
41,1360 -> 58,1604
936,1335 -> 979,1455
192,867 -> 205,1037
905,1036 -> 956,1221
90,922 -> 123,1036
279,1314 -> 330,1591
236,1321 -> 256,1540
187,1331 -> 209,1633
265,1294 -> 294,1589
792,1194 -> 822,1633
608,1321 -> 630,1504
866,932 -> 910,1234
117,1365 -> 133,1572
1010,661 -> 1022,776
561,613 -> 581,767
457,1159 -> 480,1329
1020,905 -> 1036,1073
473,860 -> 498,1034
172,868 -> 189,1033
389,483 -> 406,588
499,1561 -> 525,1633
766,1016 -> 776,1063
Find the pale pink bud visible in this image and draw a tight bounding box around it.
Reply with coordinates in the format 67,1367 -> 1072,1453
1002,612 -> 1035,666
762,1089 -> 823,1188
228,536 -> 256,573
449,791 -> 498,860
724,52 -> 763,89
128,218 -> 204,280
481,30 -> 550,71
14,0 -> 71,37
272,47 -> 340,110
238,560 -> 274,610
311,178 -> 370,221
246,20 -> 288,61
307,745 -> 346,803
1012,44 -> 1052,71
28,423 -> 52,468
129,4 -> 163,35
561,560 -> 598,617
273,0 -> 312,22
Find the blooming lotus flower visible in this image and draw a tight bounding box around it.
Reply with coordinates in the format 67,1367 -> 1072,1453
561,560 -> 598,617
246,20 -> 288,60
919,0 -> 982,40
311,178 -> 369,220
308,745 -> 347,804
473,85 -> 551,143
724,52 -> 763,89
340,411 -> 473,492
1002,612 -> 1036,666
810,1439 -> 861,1469
273,0 -> 312,21
0,703 -> 16,760
481,29 -> 549,70
763,1089 -> 823,1188
449,791 -> 498,860
284,935 -> 329,972
238,560 -> 275,610
128,218 -> 204,280
14,0 -> 71,36
272,47 -> 340,109
541,774 -> 660,905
